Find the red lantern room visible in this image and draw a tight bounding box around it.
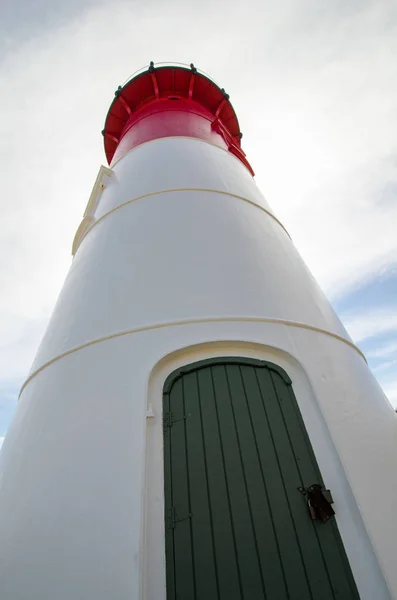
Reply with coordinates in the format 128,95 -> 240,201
102,62 -> 254,175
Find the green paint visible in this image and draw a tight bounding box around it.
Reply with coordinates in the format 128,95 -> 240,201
163,358 -> 360,599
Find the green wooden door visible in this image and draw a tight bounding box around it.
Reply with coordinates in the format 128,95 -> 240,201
163,357 -> 359,600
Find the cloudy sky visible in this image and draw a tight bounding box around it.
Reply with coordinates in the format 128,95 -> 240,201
0,0 -> 396,447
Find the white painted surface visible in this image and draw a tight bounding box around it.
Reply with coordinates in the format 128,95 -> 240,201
1,326 -> 394,599
0,135 -> 395,599
101,137 -> 275,220
29,137 -> 351,372
72,165 -> 112,255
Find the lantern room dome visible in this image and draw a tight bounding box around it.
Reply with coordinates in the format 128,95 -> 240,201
102,62 -> 254,174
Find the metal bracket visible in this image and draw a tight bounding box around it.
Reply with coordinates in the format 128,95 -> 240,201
146,404 -> 154,419
163,412 -> 188,434
298,484 -> 335,523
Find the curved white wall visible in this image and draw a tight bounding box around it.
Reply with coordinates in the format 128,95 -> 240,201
30,138 -> 352,373
0,136 -> 395,599
101,137 -> 276,220
1,326 -> 395,599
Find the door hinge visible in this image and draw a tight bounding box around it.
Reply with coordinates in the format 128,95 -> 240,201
167,506 -> 192,529
163,411 -> 187,430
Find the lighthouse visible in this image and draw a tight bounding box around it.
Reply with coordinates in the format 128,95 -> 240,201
0,61 -> 396,599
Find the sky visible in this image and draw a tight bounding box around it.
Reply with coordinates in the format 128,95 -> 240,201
0,0 -> 396,447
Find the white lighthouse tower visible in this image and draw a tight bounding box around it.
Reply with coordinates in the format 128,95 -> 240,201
0,62 -> 396,600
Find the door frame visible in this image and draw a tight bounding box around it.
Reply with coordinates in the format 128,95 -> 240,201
163,356 -> 292,392
142,341 -> 386,600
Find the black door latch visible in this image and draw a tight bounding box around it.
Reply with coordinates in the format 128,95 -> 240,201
298,484 -> 335,523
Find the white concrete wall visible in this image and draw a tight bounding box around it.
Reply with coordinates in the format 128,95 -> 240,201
104,137 -> 274,220
29,138 -> 352,373
1,327 -> 394,599
0,136 -> 395,599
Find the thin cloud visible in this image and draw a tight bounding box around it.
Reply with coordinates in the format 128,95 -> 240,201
373,359 -> 397,373
341,309 -> 397,343
367,341 -> 397,359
